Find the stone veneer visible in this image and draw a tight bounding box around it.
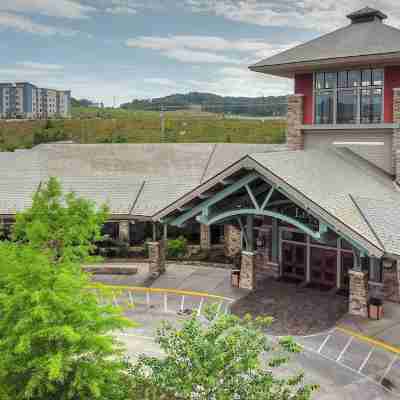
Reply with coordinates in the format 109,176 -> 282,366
148,240 -> 166,276
287,94 -> 304,151
394,88 -> 400,179
383,261 -> 400,303
224,224 -> 241,258
239,251 -> 256,290
119,221 -> 130,242
348,270 -> 369,317
200,224 -> 211,250
255,227 -> 280,279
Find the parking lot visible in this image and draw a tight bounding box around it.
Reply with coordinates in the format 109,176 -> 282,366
93,263 -> 400,399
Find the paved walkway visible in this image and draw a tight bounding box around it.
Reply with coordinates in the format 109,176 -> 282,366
339,302 -> 400,348
231,278 -> 348,336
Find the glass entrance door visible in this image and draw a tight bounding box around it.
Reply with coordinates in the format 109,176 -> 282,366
310,247 -> 337,288
281,242 -> 306,281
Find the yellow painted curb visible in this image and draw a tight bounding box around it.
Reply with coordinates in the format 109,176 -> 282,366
337,326 -> 400,355
87,283 -> 234,303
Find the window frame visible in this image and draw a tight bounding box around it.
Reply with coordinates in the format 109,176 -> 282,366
312,68 -> 385,125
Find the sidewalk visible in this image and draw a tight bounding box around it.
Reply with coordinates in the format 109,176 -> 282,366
338,302 -> 400,349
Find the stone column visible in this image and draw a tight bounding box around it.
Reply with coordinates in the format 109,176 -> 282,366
119,221 -> 130,243
287,94 -> 304,151
383,259 -> 400,303
148,240 -> 166,277
348,270 -> 369,317
394,88 -> 400,180
239,251 -> 256,290
224,224 -> 241,258
200,224 -> 211,250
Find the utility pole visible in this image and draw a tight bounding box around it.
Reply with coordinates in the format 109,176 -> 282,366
160,105 -> 165,142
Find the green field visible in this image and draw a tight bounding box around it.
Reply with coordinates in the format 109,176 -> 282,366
0,107 -> 287,151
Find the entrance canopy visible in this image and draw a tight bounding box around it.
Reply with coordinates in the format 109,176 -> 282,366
154,148 -> 400,258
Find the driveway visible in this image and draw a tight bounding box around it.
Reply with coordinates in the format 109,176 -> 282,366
92,262 -> 399,399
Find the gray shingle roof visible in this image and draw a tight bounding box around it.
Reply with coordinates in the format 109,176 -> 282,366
0,143 -> 286,216
2,142 -> 400,256
352,196 -> 400,256
0,150 -> 43,214
250,10 -> 400,73
250,148 -> 400,254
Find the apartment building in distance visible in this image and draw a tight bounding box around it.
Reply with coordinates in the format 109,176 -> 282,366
0,82 -> 71,119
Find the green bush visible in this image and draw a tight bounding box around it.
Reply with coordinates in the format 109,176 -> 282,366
167,236 -> 187,259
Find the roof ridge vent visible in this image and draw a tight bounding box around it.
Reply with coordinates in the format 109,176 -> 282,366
347,7 -> 388,24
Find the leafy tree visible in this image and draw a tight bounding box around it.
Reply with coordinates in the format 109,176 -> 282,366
131,309 -> 317,400
13,177 -> 108,263
0,243 -> 133,400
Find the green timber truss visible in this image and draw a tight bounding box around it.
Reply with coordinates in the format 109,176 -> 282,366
167,172 -> 329,241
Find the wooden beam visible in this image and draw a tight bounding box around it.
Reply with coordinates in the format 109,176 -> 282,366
198,208 -> 324,240
245,184 -> 260,210
261,187 -> 275,210
169,172 -> 259,227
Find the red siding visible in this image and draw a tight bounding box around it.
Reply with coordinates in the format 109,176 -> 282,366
294,74 -> 313,124
385,66 -> 400,123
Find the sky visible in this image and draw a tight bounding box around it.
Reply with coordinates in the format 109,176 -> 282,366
0,0 -> 399,106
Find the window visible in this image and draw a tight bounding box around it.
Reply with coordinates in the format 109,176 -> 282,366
315,92 -> 334,124
337,90 -> 357,124
314,68 -> 383,124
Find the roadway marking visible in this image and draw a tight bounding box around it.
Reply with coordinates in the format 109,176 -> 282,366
337,326 -> 400,355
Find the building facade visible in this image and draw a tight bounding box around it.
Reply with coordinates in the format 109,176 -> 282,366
0,82 -> 71,119
0,8 -> 400,319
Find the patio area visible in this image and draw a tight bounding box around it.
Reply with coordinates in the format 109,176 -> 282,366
231,278 -> 349,336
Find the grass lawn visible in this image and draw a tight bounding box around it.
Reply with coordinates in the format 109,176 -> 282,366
0,107 -> 287,151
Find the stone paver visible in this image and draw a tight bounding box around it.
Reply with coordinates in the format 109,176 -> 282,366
231,278 -> 348,336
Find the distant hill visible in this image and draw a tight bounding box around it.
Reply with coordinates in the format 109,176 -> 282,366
71,98 -> 95,108
120,92 -> 288,117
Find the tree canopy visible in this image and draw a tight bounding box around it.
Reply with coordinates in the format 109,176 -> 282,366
13,177 -> 108,263
0,178 -> 132,400
131,308 -> 317,400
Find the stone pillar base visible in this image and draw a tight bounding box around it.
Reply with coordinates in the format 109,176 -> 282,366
265,262 -> 280,279
383,260 -> 400,303
239,251 -> 256,290
349,270 -> 369,317
200,224 -> 211,251
148,241 -> 166,277
224,224 -> 241,258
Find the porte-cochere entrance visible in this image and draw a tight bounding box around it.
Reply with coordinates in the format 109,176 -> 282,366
155,163 -> 386,317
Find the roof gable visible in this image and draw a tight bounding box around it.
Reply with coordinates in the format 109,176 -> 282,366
250,9 -> 400,76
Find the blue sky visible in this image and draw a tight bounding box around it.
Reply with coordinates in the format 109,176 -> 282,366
0,0 -> 398,105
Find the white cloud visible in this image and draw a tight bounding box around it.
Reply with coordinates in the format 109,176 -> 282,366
0,0 -> 95,19
185,66 -> 292,97
139,66 -> 292,99
126,35 -> 296,65
16,61 -> 65,71
105,6 -> 137,15
0,61 -> 66,79
0,12 -> 79,36
185,0 -> 400,32
143,78 -> 179,86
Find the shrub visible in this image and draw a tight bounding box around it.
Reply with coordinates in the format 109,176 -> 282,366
167,236 -> 188,259
130,308 -> 317,400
